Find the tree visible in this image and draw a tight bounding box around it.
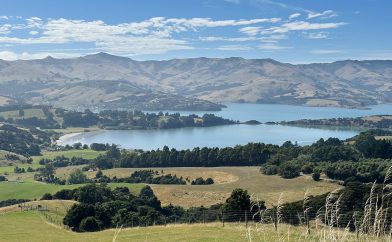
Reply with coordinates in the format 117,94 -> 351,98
139,185 -> 161,209
79,216 -> 101,232
312,172 -> 321,181
63,203 -> 95,230
40,163 -> 55,177
41,193 -> 53,200
74,184 -> 112,204
18,109 -> 24,117
278,161 -> 301,179
95,169 -> 103,179
223,188 -> 251,212
223,188 -> 254,222
73,142 -> 83,149
67,169 -> 88,184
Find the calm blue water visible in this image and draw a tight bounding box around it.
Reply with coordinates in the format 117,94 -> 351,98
57,103 -> 392,150
58,124 -> 359,150
153,103 -> 392,122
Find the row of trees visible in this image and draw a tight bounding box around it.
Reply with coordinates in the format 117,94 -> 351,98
282,116 -> 392,129
61,109 -> 237,129
260,131 -> 392,182
42,184 -> 263,232
82,131 -> 391,183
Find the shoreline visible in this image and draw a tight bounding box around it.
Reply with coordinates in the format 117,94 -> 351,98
56,132 -> 83,146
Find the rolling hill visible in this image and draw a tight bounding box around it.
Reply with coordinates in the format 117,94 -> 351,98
0,53 -> 391,110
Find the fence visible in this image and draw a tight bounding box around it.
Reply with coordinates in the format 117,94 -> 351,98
14,202 -> 392,239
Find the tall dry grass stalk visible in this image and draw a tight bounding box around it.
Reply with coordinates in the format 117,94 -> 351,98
112,225 -> 122,242
248,165 -> 392,242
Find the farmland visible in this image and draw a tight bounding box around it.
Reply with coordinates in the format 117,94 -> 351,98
55,166 -> 341,207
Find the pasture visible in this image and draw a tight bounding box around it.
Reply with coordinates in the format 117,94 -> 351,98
56,166 -> 342,208
0,208 -> 370,242
0,180 -> 144,200
0,149 -> 104,176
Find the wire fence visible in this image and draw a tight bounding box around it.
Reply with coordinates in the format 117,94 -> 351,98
15,203 -> 383,233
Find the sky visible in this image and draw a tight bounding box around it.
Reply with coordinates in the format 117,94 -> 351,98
0,0 -> 390,63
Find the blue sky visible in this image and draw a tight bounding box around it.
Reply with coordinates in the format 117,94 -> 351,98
0,0 -> 390,62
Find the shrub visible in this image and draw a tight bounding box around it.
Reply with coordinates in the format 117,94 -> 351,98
312,172 -> 321,181
79,216 -> 101,232
41,193 -> 53,200
67,169 -> 88,184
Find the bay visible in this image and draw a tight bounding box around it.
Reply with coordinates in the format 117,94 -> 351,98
56,103 -> 392,150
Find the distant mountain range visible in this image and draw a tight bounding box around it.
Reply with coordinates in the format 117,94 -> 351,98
0,52 -> 391,110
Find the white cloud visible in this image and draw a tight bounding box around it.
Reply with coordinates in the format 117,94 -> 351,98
0,15 -> 347,57
0,51 -> 82,60
0,24 -> 12,34
217,45 -> 252,51
0,16 -> 8,20
239,26 -> 262,36
310,49 -> 342,54
289,13 -> 301,20
199,36 -> 257,42
29,30 -> 39,35
307,10 -> 337,19
258,44 -> 291,50
265,21 -> 346,34
304,31 -> 329,39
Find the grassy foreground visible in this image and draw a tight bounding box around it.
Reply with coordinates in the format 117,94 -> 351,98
0,209 -> 385,242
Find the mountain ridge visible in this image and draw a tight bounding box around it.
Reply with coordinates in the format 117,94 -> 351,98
0,53 -> 391,110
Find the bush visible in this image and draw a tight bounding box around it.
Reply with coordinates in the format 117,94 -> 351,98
79,216 -> 101,232
261,164 -> 279,175
278,162 -> 301,179
41,193 -> 53,200
301,164 -> 313,174
191,177 -> 214,185
53,189 -> 75,200
0,175 -> 7,182
67,169 -> 88,184
312,172 -> 321,181
0,199 -> 30,208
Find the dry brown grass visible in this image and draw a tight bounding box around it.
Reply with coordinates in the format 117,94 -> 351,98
0,96 -> 11,106
56,166 -> 342,208
0,200 -> 75,214
362,115 -> 392,122
375,136 -> 392,140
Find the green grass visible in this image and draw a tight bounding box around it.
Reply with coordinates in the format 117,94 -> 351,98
32,149 -> 105,163
47,126 -> 101,135
0,108 -> 46,119
0,209 -> 381,242
0,149 -> 104,175
0,180 -> 144,200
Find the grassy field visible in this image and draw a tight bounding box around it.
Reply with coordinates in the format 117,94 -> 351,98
0,208 -> 374,242
48,126 -> 101,135
56,166 -> 342,208
0,150 -> 28,166
0,200 -> 76,215
0,180 -> 144,200
0,108 -> 46,119
32,149 -> 105,162
0,149 -> 104,175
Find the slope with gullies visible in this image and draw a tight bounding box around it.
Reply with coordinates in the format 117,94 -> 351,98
0,53 -> 391,109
